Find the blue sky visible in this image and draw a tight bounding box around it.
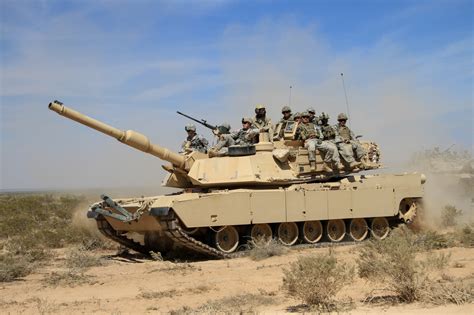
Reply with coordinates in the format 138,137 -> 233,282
1,0 -> 472,190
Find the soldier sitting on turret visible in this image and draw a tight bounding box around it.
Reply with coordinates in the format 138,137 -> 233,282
318,113 -> 345,171
307,107 -> 318,125
208,123 -> 235,157
232,117 -> 259,145
253,104 -> 274,142
181,124 -> 209,154
296,112 -> 338,172
335,113 -> 368,169
279,106 -> 294,124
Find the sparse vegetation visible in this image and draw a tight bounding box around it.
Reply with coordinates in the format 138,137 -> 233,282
0,194 -> 111,282
247,237 -> 289,260
170,293 -> 277,314
282,250 -> 354,311
441,205 -> 463,227
65,246 -> 104,270
44,270 -> 96,287
357,226 -> 473,305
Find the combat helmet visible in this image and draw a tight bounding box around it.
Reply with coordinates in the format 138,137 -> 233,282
337,113 -> 348,121
281,106 -> 291,113
185,124 -> 196,132
320,112 -> 330,120
241,117 -> 253,124
217,123 -> 231,134
307,107 -> 316,114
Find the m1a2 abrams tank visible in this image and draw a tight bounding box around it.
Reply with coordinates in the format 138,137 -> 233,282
49,100 -> 426,258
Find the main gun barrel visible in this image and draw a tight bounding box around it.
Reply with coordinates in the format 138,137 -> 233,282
48,100 -> 187,170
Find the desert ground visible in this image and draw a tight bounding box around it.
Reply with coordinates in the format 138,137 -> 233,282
1,193 -> 473,314
1,242 -> 473,314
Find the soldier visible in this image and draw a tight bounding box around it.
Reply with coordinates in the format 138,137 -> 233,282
335,113 -> 367,168
208,123 -> 235,157
181,124 -> 209,153
279,106 -> 294,123
232,117 -> 259,145
296,112 -> 335,172
307,107 -> 317,124
253,104 -> 274,141
293,112 -> 302,123
318,113 -> 345,170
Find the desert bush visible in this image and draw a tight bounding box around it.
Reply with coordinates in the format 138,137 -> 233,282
282,251 -> 354,311
0,253 -> 32,282
422,252 -> 451,270
65,246 -> 103,270
457,225 -> 474,247
415,230 -> 452,250
247,237 -> 289,260
170,293 -> 276,314
441,205 -> 463,227
0,193 -> 110,281
357,227 -> 428,302
44,270 -> 95,287
420,281 -> 473,305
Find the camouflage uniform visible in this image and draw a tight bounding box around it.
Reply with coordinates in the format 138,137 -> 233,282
296,122 -> 339,165
232,127 -> 259,145
253,116 -> 273,135
181,134 -> 209,153
335,124 -> 366,163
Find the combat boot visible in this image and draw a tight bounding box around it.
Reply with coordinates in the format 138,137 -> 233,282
322,162 -> 333,172
336,162 -> 345,171
359,159 -> 370,169
309,161 -> 316,171
349,161 -> 362,169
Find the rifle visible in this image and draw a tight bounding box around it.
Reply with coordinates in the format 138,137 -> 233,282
177,111 -> 217,131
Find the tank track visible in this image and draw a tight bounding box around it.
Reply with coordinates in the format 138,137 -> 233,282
159,213 -> 237,259
96,216 -> 150,255
96,212 -> 405,259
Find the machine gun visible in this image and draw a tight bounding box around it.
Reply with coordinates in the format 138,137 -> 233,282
177,111 -> 217,131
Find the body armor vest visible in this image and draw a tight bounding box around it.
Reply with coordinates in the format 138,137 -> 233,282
338,126 -> 351,140
321,124 -> 336,140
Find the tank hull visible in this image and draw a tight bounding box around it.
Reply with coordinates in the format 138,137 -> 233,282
88,173 -> 424,257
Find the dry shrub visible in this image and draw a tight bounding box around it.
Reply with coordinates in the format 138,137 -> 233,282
415,230 -> 452,250
422,252 -> 451,270
420,281 -> 473,305
65,246 -> 103,270
0,193 -> 112,282
358,226 -> 472,305
441,205 -> 463,227
457,225 -> 474,247
44,270 -> 95,287
0,254 -> 32,282
282,251 -> 354,311
248,237 -> 289,260
357,226 -> 428,302
174,293 -> 276,314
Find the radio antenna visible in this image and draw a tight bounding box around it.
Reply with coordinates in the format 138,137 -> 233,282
289,85 -> 292,107
340,73 -> 351,125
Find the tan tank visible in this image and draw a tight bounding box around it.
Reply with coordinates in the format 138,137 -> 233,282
49,100 -> 426,257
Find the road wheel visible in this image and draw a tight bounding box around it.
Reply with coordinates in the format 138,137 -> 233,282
277,222 -> 299,246
327,219 -> 346,242
250,224 -> 273,243
302,221 -> 323,244
349,218 -> 368,242
371,217 -> 390,240
215,226 -> 239,253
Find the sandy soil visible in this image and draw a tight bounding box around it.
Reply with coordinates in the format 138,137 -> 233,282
1,245 -> 473,314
